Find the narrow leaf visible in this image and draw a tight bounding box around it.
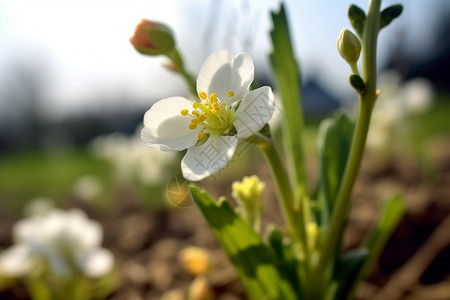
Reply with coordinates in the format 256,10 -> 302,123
333,248 -> 369,300
348,4 -> 366,37
380,4 -> 403,29
267,224 -> 303,297
316,111 -> 354,225
344,195 -> 405,300
269,3 -> 307,203
363,194 -> 405,274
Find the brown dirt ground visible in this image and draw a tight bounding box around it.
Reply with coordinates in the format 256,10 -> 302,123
0,136 -> 449,300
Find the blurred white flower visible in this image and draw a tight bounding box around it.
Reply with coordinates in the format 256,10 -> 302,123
72,175 -> 103,202
0,244 -> 35,277
0,208 -> 113,278
90,129 -> 177,185
366,70 -> 434,152
402,78 -> 434,114
23,197 -> 55,217
76,248 -> 114,278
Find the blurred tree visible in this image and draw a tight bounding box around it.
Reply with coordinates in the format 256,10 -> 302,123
0,61 -> 47,151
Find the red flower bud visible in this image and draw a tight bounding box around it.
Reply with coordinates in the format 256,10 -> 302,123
130,19 -> 175,56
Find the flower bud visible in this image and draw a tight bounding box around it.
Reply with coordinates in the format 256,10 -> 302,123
231,175 -> 265,211
337,29 -> 361,65
130,19 -> 175,56
232,176 -> 265,232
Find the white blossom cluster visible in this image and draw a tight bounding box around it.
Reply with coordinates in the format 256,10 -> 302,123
367,70 -> 434,151
90,129 -> 178,185
0,208 -> 113,279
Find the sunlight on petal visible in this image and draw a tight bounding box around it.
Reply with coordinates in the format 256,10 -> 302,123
234,86 -> 275,139
0,244 -> 34,277
77,248 -> 114,278
197,50 -> 253,102
181,135 -> 238,181
142,97 -> 200,151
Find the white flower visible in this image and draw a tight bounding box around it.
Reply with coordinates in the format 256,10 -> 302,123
72,175 -> 103,202
90,129 -> 177,185
76,248 -> 114,278
402,78 -> 434,114
366,70 -> 434,152
141,49 -> 275,181
23,197 -> 54,217
0,209 -> 113,278
0,244 -> 35,277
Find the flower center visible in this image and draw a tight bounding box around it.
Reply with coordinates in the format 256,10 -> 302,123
180,90 -> 236,140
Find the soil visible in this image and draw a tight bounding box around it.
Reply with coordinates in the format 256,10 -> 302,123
0,136 -> 449,300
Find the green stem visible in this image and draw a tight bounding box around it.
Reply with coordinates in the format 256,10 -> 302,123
314,0 -> 382,295
258,140 -> 309,268
165,48 -> 197,95
350,63 -> 360,76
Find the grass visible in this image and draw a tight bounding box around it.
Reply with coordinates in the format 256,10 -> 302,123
416,94 -> 450,137
0,149 -> 110,214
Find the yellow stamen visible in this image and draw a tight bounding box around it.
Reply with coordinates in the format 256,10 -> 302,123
200,114 -> 207,121
180,109 -> 189,116
210,93 -> 218,103
198,132 -> 206,140
192,111 -> 201,117
189,121 -> 198,130
227,90 -> 235,97
211,103 -> 220,114
193,102 -> 199,109
199,91 -> 207,100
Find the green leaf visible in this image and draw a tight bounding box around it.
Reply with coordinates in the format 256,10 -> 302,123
316,111 -> 354,225
348,4 -> 366,38
333,248 -> 369,300
349,74 -> 366,94
28,277 -> 52,300
363,194 -> 405,275
267,224 -> 284,260
267,224 -> 303,297
380,4 -> 403,29
269,3 -> 308,204
190,186 -> 298,300
343,195 -> 405,300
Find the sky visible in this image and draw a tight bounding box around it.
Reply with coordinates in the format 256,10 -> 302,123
0,0 -> 446,120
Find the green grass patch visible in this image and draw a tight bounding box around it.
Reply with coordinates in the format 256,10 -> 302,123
417,94 -> 450,137
0,149 -> 110,215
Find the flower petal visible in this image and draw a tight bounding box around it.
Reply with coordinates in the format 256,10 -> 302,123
77,248 -> 114,278
234,86 -> 275,138
142,97 -> 200,151
197,50 -> 254,103
181,135 -> 238,181
0,244 -> 34,277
